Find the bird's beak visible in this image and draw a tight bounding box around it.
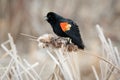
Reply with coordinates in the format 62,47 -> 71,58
44,16 -> 48,21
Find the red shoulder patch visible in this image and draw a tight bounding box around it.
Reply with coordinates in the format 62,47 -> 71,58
60,22 -> 71,32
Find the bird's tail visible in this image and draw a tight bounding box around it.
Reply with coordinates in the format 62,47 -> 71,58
71,38 -> 85,49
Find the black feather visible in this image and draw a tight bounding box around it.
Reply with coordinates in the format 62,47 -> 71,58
46,12 -> 85,49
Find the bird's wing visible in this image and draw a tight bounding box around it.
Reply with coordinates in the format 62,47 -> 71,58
59,20 -> 84,49
60,19 -> 80,38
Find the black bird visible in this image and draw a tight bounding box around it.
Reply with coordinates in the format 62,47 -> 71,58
46,12 -> 84,49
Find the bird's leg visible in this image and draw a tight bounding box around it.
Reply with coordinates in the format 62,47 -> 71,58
66,38 -> 71,44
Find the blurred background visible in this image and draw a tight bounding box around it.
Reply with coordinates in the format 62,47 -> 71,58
0,0 -> 120,53
0,0 -> 120,80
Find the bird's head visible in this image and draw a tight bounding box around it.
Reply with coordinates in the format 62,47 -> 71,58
46,12 -> 63,24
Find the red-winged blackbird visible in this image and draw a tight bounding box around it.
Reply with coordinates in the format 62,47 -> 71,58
46,12 -> 85,49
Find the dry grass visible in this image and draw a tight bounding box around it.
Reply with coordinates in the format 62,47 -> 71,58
0,25 -> 120,80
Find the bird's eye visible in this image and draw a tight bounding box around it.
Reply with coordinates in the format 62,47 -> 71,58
48,14 -> 51,17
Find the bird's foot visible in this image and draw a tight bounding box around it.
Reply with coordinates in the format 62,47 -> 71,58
66,38 -> 71,45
